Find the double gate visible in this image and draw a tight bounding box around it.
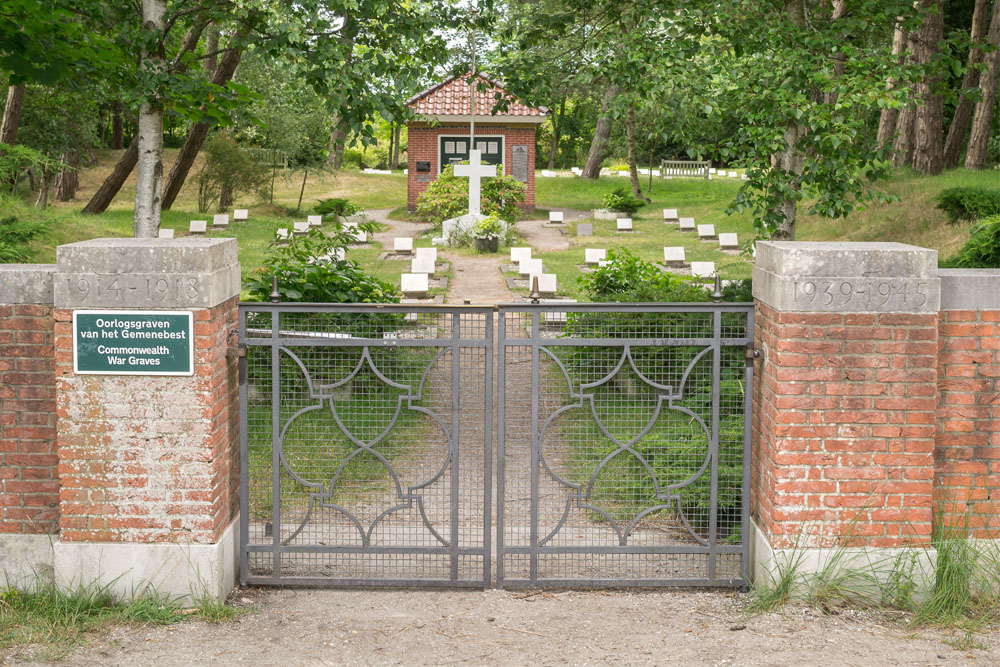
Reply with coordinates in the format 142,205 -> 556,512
239,302 -> 754,588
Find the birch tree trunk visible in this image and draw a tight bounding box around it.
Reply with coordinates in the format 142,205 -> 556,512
391,122 -> 401,169
582,84 -> 619,179
912,0 -> 944,175
965,0 -> 1000,170
1,83 -> 26,145
942,0 -> 991,168
133,0 -> 167,238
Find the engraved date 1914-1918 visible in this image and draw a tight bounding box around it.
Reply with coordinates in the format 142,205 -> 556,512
63,274 -> 202,303
793,278 -> 928,308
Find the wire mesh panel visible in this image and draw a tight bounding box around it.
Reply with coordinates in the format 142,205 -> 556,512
239,304 -> 492,587
497,304 -> 754,588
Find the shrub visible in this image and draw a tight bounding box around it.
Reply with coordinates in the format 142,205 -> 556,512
941,215 -> 1000,268
314,198 -> 360,217
0,215 -> 49,262
936,187 -> 1000,224
579,249 -> 709,302
195,133 -> 269,213
601,186 -> 646,215
416,164 -> 526,224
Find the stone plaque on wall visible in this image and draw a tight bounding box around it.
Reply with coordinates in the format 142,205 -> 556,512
512,145 -> 529,183
418,174 -> 431,182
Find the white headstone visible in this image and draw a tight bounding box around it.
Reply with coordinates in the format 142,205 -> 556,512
616,218 -> 633,231
233,209 -> 249,221
742,173 -> 749,180
415,247 -> 437,264
189,220 -> 207,234
541,170 -> 557,178
276,228 -> 290,240
728,171 -> 739,178
213,214 -> 229,227
549,211 -> 564,223
411,255 -> 436,274
519,258 -> 543,276
510,247 -> 532,263
584,249 -> 607,265
293,222 -> 310,235
394,237 -> 414,253
454,149 -> 497,217
709,168 -> 717,174
529,273 -> 557,295
719,233 -> 740,249
401,273 -> 429,296
663,208 -> 678,221
307,215 -> 322,227
679,218 -> 695,231
343,222 -> 368,242
571,167 -> 583,176
663,247 -> 686,263
157,228 -> 174,239
691,262 -> 716,279
697,224 -> 716,239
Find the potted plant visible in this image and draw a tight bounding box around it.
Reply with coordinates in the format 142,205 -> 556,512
471,215 -> 504,253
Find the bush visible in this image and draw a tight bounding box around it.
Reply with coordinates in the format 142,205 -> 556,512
936,187 -> 1000,224
941,215 -> 1000,268
0,215 -> 49,262
314,198 -> 360,217
195,133 -> 269,213
579,249 -> 709,302
416,164 -> 526,224
601,186 -> 646,215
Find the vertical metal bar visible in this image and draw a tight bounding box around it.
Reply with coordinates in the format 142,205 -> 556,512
483,310 -> 493,589
238,306 -> 249,586
708,307 -> 722,582
742,307 -> 755,584
529,310 -> 540,583
270,308 -> 282,584
496,310 -> 507,589
450,312 -> 461,581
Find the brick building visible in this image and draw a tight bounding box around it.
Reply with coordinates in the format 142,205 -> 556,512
405,72 -> 548,212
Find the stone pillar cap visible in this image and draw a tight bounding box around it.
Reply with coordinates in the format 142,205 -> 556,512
0,264 -> 56,304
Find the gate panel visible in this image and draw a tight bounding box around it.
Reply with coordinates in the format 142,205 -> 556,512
239,304 -> 492,587
498,304 -> 754,587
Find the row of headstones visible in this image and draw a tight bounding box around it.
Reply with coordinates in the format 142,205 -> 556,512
539,168 -> 749,180
582,247 -> 718,280
662,209 -> 740,251
158,210 -> 251,238
510,247 -> 557,295
275,216 -> 368,243
401,247 -> 440,296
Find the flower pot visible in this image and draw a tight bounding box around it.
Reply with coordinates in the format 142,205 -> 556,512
474,237 -> 499,253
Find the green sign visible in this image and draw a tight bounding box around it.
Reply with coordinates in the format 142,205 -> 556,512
73,310 -> 194,376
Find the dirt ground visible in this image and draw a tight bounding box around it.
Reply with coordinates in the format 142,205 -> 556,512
8,588 -> 998,666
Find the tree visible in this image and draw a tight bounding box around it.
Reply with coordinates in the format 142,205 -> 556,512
877,19 -> 910,150
911,0 -> 945,175
133,0 -> 167,238
966,0 -> 1000,169
0,84 -> 26,145
582,85 -> 619,178
942,0 -> 992,168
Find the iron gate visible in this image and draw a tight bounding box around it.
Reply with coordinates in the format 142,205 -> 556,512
238,304 -> 493,587
497,303 -> 754,588
239,302 -> 753,588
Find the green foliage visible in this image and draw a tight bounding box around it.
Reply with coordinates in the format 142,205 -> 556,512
721,278 -> 753,303
935,187 -> 1000,225
471,214 -> 505,242
415,164 -> 526,224
245,227 -> 397,305
0,215 -> 49,262
195,134 -> 269,213
601,186 -> 646,215
579,249 -> 709,302
0,144 -> 65,195
942,216 -> 1000,268
314,198 -> 361,217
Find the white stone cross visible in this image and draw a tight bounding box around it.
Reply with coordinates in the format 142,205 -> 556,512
454,149 -> 497,217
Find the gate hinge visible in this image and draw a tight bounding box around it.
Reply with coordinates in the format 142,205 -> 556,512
745,344 -> 760,361
228,345 -> 247,358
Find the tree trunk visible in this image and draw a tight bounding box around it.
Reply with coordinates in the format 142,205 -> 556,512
582,84 -> 620,179
965,0 -> 1000,170
111,100 -> 124,149
547,96 -> 565,170
391,121 -> 401,169
54,152 -> 79,201
161,44 -> 243,210
942,0 -> 991,168
877,21 -> 909,150
626,104 -> 646,200
823,0 -> 848,107
1,83 -> 26,145
134,0 -> 167,238
892,23 -> 922,167
83,137 -> 138,214
770,0 -> 807,241
296,168 -> 308,213
35,171 -> 49,210
327,119 -> 348,169
203,25 -> 219,76
912,0 -> 945,175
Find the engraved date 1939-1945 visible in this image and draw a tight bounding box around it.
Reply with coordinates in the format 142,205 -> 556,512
793,278 -> 928,308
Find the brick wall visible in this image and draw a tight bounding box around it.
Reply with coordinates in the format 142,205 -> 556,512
935,308 -> 1000,537
0,302 -> 59,535
406,124 -> 537,211
53,297 -> 239,544
752,303 -> 937,548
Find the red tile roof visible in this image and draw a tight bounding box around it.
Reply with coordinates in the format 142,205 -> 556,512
407,73 -> 549,118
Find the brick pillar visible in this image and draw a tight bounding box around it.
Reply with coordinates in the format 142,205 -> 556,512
751,242 -> 940,581
51,238 -> 241,601
0,264 -> 58,588
935,270 -> 1000,538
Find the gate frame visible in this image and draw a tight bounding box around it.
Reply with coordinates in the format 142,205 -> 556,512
237,303 -> 494,589
496,302 -> 755,589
